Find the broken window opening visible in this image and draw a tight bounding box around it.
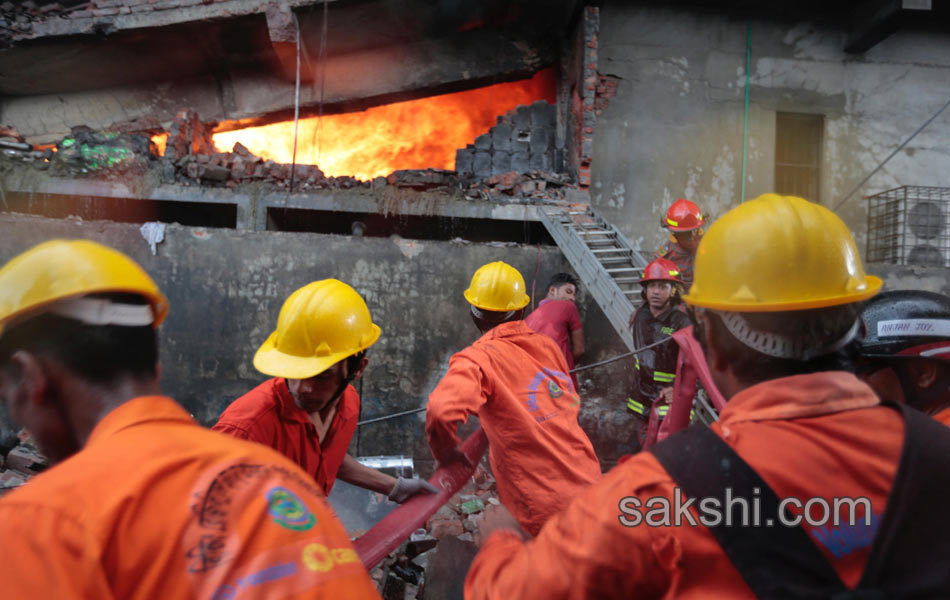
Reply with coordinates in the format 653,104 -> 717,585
266,207 -> 555,245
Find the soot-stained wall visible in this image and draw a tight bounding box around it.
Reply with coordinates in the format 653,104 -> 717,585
0,214 -> 638,471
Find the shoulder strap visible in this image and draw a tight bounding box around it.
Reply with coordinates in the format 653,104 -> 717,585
650,425 -> 847,599
857,404 -> 950,594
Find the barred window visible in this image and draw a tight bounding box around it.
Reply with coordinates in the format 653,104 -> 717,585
775,112 -> 823,203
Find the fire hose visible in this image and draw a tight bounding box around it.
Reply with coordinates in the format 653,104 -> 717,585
353,428 -> 489,569
641,326 -> 727,449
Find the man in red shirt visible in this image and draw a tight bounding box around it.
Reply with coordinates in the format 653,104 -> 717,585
525,272 -> 584,390
214,279 -> 437,502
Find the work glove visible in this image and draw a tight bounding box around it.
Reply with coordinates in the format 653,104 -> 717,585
388,477 -> 441,503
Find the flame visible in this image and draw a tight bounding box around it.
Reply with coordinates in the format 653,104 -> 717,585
151,133 -> 166,157
208,69 -> 555,181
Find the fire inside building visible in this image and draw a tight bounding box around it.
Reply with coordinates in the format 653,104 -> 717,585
1,0 -> 949,598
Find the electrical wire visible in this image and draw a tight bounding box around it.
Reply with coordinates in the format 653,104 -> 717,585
288,13 -> 302,193
570,335 -> 673,373
358,406 -> 427,427
833,95 -> 950,211
740,22 -> 751,203
357,336 -> 677,426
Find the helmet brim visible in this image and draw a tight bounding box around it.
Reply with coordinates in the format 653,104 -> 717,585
252,323 -> 381,379
683,276 -> 883,312
463,288 -> 530,312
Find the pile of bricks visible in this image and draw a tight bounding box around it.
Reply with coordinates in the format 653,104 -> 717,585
463,169 -> 579,203
0,430 -> 46,498
2,101 -> 585,201
370,464 -> 499,600
167,144 -> 366,192
0,0 -> 72,44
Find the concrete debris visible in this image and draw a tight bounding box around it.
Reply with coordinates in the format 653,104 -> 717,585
387,169 -> 458,192
365,462 -> 498,599
165,109 -> 215,161
0,430 -> 46,498
1,107 -> 584,203
464,169 -> 575,202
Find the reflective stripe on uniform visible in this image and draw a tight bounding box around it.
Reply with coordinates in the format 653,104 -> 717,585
627,398 -> 646,414
653,370 -> 676,383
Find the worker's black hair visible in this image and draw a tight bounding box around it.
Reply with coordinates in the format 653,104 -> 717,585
0,293 -> 158,384
693,303 -> 860,386
547,272 -> 579,292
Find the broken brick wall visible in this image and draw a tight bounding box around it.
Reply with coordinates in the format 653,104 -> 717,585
564,5 -> 599,190
454,101 -> 561,180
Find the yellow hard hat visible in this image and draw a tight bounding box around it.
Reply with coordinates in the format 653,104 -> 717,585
683,194 -> 882,312
0,239 -> 168,336
253,279 -> 381,379
463,261 -> 530,312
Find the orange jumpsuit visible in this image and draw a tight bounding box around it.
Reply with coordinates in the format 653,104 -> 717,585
427,320 -> 602,536
934,407 -> 950,426
466,372 -> 904,599
0,396 -> 380,600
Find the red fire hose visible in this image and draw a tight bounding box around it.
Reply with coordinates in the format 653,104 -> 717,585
642,326 -> 727,449
353,428 -> 489,569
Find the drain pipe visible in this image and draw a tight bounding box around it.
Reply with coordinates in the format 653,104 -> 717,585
740,22 -> 751,203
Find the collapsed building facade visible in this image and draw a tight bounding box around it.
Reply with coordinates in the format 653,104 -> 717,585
1,0 -> 950,519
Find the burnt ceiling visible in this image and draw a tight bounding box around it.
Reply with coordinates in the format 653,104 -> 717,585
0,0 -> 579,142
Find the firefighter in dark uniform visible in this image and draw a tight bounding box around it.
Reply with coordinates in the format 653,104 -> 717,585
627,257 -> 690,429
657,198 -> 706,287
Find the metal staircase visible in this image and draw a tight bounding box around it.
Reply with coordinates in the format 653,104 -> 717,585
538,205 -> 651,352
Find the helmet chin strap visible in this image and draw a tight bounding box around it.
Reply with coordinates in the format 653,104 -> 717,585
328,353 -> 362,408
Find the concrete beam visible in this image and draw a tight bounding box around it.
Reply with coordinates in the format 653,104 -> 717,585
844,0 -> 931,53
0,172 -> 542,232
225,29 -> 551,123
26,0 -> 329,40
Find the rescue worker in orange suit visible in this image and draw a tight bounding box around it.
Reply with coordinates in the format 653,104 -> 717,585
625,257 -> 690,424
214,279 -> 438,502
465,194 -> 950,598
0,240 -> 381,599
854,290 -> 950,426
426,261 -> 602,536
525,272 -> 585,391
657,197 -> 705,286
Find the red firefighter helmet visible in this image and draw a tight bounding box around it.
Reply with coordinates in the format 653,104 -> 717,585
662,198 -> 706,232
641,257 -> 684,285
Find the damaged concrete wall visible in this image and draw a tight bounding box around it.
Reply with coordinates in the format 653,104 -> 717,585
591,3 -> 950,259
0,213 -> 636,471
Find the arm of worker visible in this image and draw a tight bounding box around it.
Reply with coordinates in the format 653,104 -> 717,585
567,302 -> 585,359
337,453 -> 397,495
336,454 -> 440,502
0,505 -> 114,599
211,417 -> 272,445
570,328 -> 585,360
426,353 -> 490,467
465,454 -> 673,599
